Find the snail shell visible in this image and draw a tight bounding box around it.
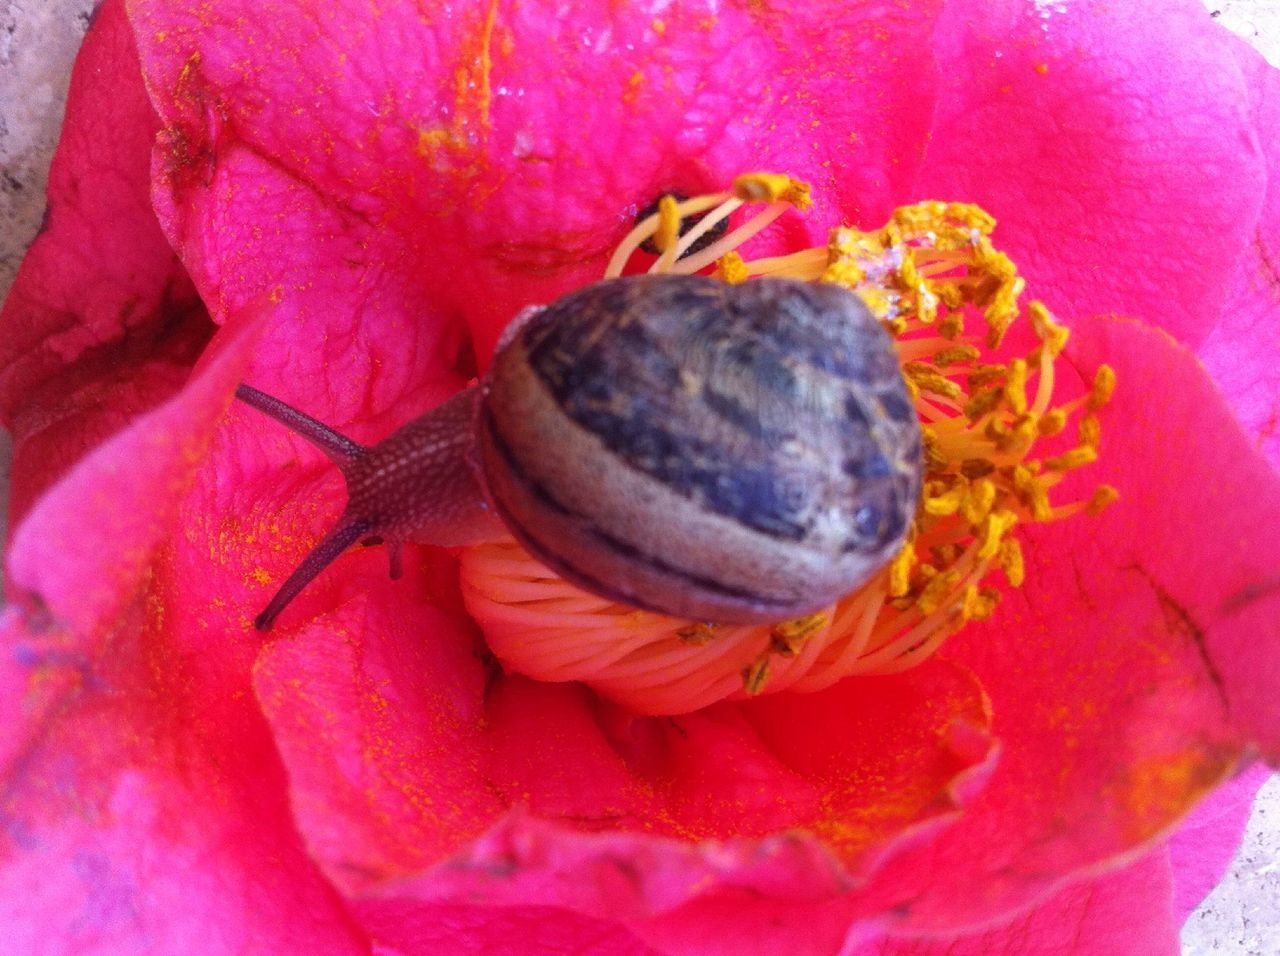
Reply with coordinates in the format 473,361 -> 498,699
478,274 -> 922,623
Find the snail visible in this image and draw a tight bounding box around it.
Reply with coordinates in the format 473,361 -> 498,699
237,273 -> 923,631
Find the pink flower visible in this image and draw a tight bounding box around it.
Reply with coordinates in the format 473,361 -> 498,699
2,0 -> 1278,952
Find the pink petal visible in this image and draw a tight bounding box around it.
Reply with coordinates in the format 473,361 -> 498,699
0,0 -> 210,520
915,0 -> 1266,346
6,314 -> 262,637
1198,38 -> 1280,468
0,607 -> 366,954
354,902 -> 659,955
364,814 -> 873,956
0,304 -> 362,949
0,310 -> 367,951
1168,761 -> 1272,922
127,0 -> 945,385
252,593 -> 502,892
851,848 -> 1178,956
254,577 -> 995,947
846,317 -> 1280,931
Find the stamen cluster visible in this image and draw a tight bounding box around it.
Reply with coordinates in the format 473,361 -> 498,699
460,177 -> 1115,715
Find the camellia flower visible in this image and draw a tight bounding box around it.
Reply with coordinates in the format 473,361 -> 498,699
2,0 -> 1278,953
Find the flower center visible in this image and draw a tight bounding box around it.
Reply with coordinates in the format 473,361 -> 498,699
460,175 -> 1115,715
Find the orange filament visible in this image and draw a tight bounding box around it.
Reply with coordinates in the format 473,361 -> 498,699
460,178 -> 1115,715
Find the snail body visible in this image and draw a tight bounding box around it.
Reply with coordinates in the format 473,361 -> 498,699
238,274 -> 922,630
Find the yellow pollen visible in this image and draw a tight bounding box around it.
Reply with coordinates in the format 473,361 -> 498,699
1037,409 -> 1068,436
998,536 -> 1025,587
770,613 -> 828,656
714,250 -> 750,284
938,313 -> 965,339
1088,485 -> 1120,515
961,478 -> 997,525
1003,359 -> 1029,415
460,176 -> 1119,714
1044,446 -> 1098,472
1090,364 -> 1117,409
742,656 -> 772,696
923,481 -> 965,516
676,622 -> 718,645
888,543 -> 917,598
965,386 -> 1005,421
733,172 -> 812,208
934,344 -> 981,367
917,569 -> 964,616
1078,414 -> 1101,449
978,510 -> 1018,561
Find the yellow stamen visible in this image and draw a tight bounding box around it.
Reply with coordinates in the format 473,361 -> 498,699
770,613 -> 827,657
938,313 -> 964,339
998,537 -> 1025,587
1089,364 -> 1117,410
714,251 -> 750,284
671,203 -> 792,275
1078,414 -> 1101,449
603,192 -> 730,278
742,656 -> 771,695
924,482 -> 966,516
652,196 -> 746,275
1088,485 -> 1120,515
933,344 -> 981,367
1037,409 -> 1068,436
733,172 -> 812,208
1003,359 -> 1029,415
652,195 -> 681,254
961,478 -> 997,525
889,544 -> 916,598
740,247 -> 828,280
677,622 -> 717,646
1044,446 -> 1098,472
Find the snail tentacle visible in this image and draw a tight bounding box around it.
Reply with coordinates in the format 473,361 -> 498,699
234,384 -> 365,463
252,517 -> 375,631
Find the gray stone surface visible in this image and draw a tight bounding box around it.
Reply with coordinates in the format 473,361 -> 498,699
1,0 -> 96,562
1185,775 -> 1280,954
0,3 -> 1277,954
1,0 -> 96,302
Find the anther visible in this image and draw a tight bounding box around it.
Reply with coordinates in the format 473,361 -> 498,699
636,191 -> 730,257
1089,365 -> 1117,410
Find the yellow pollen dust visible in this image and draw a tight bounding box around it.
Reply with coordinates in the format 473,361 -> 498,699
460,177 -> 1117,715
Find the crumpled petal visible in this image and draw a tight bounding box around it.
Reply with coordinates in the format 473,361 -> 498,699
0,606 -> 366,954
0,0 -> 211,523
127,0 -> 946,392
841,317 -> 1280,930
5,310 -> 261,634
1198,37 -> 1280,469
355,902 -> 659,955
850,848 -> 1179,956
0,318 -> 365,951
914,0 -> 1266,347
2,0 -> 1278,950
252,575 -> 995,947
858,765 -> 1268,956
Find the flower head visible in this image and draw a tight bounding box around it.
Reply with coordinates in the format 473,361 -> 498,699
2,0 -> 1279,952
